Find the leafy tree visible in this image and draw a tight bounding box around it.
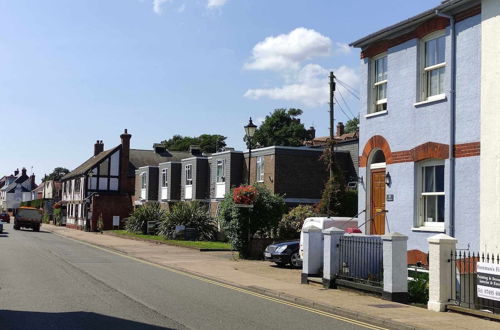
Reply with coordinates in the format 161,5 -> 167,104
278,205 -> 317,240
247,108 -> 309,148
161,134 -> 226,154
218,184 -> 286,258
43,167 -> 70,182
344,117 -> 359,134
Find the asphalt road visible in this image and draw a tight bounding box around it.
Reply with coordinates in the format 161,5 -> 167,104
0,223 -> 380,330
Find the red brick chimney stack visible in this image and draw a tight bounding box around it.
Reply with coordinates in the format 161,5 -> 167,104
336,122 -> 345,137
119,129 -> 132,193
94,140 -> 104,156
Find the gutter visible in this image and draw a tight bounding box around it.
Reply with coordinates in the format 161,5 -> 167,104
436,10 -> 456,237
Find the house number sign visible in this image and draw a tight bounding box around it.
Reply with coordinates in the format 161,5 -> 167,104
386,194 -> 394,202
477,262 -> 500,302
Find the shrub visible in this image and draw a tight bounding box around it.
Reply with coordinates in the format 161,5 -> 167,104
233,185 -> 258,205
157,201 -> 217,241
408,272 -> 429,304
126,202 -> 168,235
218,184 -> 286,258
278,205 -> 316,240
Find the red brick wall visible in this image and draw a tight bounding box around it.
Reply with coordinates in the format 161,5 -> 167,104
91,194 -> 132,231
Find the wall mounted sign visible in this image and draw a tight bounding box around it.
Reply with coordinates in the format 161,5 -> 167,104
477,262 -> 500,301
386,194 -> 394,202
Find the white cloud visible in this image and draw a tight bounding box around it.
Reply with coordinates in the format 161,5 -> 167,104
153,0 -> 172,14
244,64 -> 359,107
335,42 -> 352,55
207,0 -> 228,9
244,28 -> 332,71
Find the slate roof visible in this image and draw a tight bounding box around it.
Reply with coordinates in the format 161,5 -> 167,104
62,146 -> 192,180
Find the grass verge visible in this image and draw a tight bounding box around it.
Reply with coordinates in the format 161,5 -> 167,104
110,230 -> 233,251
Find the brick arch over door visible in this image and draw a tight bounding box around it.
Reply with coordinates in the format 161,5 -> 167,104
359,135 -> 393,167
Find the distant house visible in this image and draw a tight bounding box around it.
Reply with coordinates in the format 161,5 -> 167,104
61,130 -> 185,231
32,182 -> 45,200
181,147 -> 210,202
0,168 -> 37,211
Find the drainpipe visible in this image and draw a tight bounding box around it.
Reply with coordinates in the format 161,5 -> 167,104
436,10 -> 456,237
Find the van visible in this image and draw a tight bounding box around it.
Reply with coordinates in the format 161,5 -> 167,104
299,217 -> 358,259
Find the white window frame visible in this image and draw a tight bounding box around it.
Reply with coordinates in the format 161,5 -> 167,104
416,160 -> 445,230
141,173 -> 147,189
216,160 -> 225,183
161,168 -> 168,188
420,31 -> 446,102
185,164 -> 193,186
370,53 -> 388,114
256,156 -> 264,182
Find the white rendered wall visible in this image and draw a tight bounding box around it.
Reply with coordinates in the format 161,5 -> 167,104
480,0 -> 500,254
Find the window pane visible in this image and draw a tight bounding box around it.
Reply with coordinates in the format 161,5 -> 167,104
436,36 -> 445,64
377,83 -> 387,101
426,38 -> 437,67
435,165 -> 444,192
375,56 -> 387,82
425,195 -> 437,222
424,167 -> 434,192
438,195 -> 445,222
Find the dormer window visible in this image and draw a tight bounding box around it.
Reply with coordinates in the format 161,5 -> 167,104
371,54 -> 387,113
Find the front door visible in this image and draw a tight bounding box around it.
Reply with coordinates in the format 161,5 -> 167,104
370,169 -> 386,235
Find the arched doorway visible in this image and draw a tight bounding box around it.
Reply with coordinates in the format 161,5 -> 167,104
368,150 -> 386,235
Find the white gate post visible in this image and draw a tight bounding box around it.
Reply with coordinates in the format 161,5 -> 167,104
382,232 -> 409,303
427,234 -> 457,312
301,227 -> 323,284
322,227 -> 344,288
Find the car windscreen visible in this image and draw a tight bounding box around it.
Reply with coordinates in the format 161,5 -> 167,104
17,209 -> 42,221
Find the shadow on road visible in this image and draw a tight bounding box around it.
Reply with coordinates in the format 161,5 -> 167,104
0,310 -> 174,330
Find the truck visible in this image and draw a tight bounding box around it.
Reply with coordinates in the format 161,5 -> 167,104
14,207 -> 42,232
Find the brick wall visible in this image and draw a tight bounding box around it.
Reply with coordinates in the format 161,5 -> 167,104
91,194 -> 132,231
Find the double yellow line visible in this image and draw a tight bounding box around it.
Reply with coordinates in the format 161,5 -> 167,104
54,232 -> 387,330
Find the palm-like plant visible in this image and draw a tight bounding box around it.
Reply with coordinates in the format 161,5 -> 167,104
126,202 -> 168,234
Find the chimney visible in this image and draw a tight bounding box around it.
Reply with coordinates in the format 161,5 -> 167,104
21,167 -> 27,176
336,122 -> 345,137
189,145 -> 201,156
153,143 -> 166,154
120,129 -> 132,193
94,140 -> 104,156
14,168 -> 19,176
308,126 -> 316,140
30,174 -> 36,188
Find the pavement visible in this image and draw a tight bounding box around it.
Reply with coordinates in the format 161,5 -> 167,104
43,224 -> 498,330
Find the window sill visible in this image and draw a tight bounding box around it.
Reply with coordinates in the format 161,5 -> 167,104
411,226 -> 445,233
365,110 -> 388,119
414,94 -> 447,107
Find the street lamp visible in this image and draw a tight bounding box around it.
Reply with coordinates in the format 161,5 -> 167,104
244,117 -> 257,184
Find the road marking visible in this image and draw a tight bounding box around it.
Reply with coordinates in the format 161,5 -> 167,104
51,231 -> 388,330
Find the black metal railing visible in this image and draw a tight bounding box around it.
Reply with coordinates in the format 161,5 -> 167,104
336,235 -> 383,292
450,250 -> 500,314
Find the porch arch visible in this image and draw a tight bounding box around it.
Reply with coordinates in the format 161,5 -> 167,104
359,135 -> 393,167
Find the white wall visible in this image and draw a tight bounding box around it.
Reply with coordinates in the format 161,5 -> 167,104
480,0 -> 500,254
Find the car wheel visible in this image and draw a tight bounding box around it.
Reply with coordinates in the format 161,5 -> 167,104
290,252 -> 302,268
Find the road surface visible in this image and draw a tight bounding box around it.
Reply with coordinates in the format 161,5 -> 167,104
0,223 -> 383,330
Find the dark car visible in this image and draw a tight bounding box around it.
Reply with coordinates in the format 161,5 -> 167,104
0,213 -> 10,223
264,241 -> 302,268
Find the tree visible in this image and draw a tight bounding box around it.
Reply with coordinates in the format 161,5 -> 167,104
43,167 -> 70,182
161,134 -> 226,154
344,117 -> 359,134
248,108 -> 309,148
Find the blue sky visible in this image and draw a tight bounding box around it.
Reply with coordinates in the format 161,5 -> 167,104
0,0 -> 440,180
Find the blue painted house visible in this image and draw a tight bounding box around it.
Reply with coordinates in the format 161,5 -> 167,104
351,0 -> 481,253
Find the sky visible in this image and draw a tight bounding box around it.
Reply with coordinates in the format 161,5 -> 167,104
0,0 -> 440,180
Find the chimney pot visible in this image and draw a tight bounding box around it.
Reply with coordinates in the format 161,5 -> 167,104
94,140 -> 104,156
336,122 -> 345,137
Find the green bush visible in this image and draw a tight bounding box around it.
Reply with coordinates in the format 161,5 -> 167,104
218,184 -> 286,258
54,208 -> 62,226
278,205 -> 316,240
126,202 -> 168,235
157,201 -> 217,241
408,272 -> 429,304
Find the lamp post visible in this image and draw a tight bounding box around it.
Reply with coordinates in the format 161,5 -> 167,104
244,117 -> 257,185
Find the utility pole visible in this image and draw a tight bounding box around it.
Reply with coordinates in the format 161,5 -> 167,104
329,72 -> 336,180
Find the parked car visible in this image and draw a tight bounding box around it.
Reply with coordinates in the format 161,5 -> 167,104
0,213 -> 10,223
0,221 -> 3,233
264,241 -> 302,268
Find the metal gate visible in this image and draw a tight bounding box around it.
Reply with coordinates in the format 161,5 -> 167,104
449,250 -> 500,315
336,235 -> 383,293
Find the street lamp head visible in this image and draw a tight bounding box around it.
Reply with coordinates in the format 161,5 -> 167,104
244,117 -> 257,138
